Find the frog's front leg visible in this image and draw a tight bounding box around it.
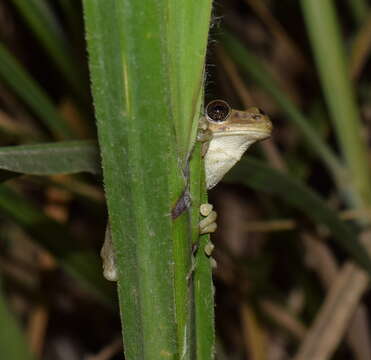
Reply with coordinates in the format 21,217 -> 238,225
187,204 -> 217,281
100,225 -> 118,282
199,203 -> 217,269
199,203 -> 217,235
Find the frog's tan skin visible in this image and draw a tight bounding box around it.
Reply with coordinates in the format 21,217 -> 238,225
101,226 -> 117,281
101,100 -> 272,281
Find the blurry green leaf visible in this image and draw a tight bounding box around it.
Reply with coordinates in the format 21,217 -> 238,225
301,0 -> 371,209
0,140 -> 99,176
226,157 -> 371,274
0,43 -> 74,138
346,0 -> 368,25
0,185 -> 114,306
12,0 -> 87,101
0,281 -> 35,360
58,0 -> 82,29
0,171 -> 19,183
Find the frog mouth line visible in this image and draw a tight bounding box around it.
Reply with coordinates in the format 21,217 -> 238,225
212,127 -> 272,139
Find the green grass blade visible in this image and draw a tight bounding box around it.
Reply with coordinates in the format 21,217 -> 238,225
58,0 -> 82,27
0,43 -> 74,139
57,0 -> 85,48
0,171 -> 20,183
12,0 -> 87,98
220,32 -> 346,186
168,2 -> 213,355
0,141 -> 99,175
189,142 -> 215,359
300,0 -> 371,210
347,0 -> 368,25
168,2 -> 213,158
83,1 -> 186,358
0,185 -> 114,306
0,281 -> 35,360
226,157 -> 371,274
83,0 -> 213,357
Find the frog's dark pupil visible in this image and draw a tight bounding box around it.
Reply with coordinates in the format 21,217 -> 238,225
207,102 -> 229,121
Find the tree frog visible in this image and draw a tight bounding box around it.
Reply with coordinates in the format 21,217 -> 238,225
197,99 -> 272,235
101,100 -> 272,281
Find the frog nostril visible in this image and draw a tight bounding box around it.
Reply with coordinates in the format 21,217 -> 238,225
206,100 -> 231,122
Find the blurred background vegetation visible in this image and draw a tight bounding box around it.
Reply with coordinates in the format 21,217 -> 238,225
1,0 -> 371,359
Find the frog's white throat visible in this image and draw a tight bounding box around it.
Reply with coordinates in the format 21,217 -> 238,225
205,135 -> 257,190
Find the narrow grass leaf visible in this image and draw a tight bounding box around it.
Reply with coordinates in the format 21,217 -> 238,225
0,43 -> 74,138
167,2 -> 213,158
346,0 -> 368,25
12,0 -> 87,101
349,11 -> 371,80
83,1 -> 184,358
0,140 -> 99,175
226,157 -> 371,274
83,0 -> 213,357
167,2 -> 214,358
189,142 -> 215,359
0,170 -> 19,183
0,281 -> 35,360
300,0 -> 371,209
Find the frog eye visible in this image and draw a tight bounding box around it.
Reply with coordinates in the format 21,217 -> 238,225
205,100 -> 231,122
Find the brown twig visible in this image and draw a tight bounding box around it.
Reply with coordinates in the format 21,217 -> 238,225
350,11 -> 371,80
27,304 -> 49,357
302,233 -> 371,360
294,231 -> 371,360
86,337 -> 122,360
260,300 -> 306,340
243,208 -> 371,233
241,303 -> 267,360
